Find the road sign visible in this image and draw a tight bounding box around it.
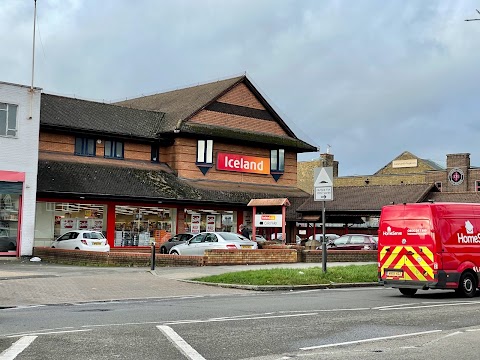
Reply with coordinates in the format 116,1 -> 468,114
314,167 -> 334,201
314,167 -> 333,187
315,186 -> 332,201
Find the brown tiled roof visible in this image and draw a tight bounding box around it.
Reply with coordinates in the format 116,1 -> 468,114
116,76 -> 244,133
247,198 -> 290,207
297,184 -> 435,212
37,160 -> 309,207
40,94 -> 166,139
116,75 -> 317,152
425,191 -> 480,203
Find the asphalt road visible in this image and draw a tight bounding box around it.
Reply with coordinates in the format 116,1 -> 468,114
2,286 -> 480,359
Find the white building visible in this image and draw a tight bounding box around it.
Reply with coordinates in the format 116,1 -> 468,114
0,82 -> 41,257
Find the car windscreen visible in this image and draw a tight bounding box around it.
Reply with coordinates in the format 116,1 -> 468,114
219,233 -> 249,241
86,232 -> 105,239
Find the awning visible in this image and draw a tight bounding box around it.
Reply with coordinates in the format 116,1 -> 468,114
247,198 -> 290,207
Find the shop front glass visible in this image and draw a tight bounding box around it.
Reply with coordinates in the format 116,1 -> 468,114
0,192 -> 20,254
34,202 -> 107,247
115,205 -> 177,247
183,209 -> 237,234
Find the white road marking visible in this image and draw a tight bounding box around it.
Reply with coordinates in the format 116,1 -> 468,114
165,312 -> 318,325
157,325 -> 206,360
379,301 -> 480,311
300,330 -> 442,350
6,329 -> 92,338
466,328 -> 480,332
0,336 -> 37,360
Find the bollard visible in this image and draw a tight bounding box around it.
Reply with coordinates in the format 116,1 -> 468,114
151,241 -> 156,271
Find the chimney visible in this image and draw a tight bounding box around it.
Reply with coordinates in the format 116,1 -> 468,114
446,153 -> 470,192
320,153 -> 339,177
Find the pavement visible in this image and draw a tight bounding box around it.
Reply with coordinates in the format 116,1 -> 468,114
0,257 -> 376,308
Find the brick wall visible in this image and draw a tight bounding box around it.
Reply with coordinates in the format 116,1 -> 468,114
217,83 -> 265,109
168,137 -> 298,186
39,131 -> 152,162
190,110 -> 287,137
302,250 -> 377,262
204,249 -> 298,265
34,247 -> 374,267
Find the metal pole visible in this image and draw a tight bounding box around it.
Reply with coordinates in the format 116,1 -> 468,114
150,242 -> 156,271
321,200 -> 327,272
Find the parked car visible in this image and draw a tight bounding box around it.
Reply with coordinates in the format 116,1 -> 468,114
308,233 -> 340,242
51,230 -> 110,252
327,234 -> 378,250
270,233 -> 302,244
0,234 -> 16,252
159,233 -> 194,254
169,232 -> 258,255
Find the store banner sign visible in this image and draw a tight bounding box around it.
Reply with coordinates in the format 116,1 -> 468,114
255,214 -> 283,228
191,214 -> 201,233
217,152 -> 270,175
206,215 -> 216,232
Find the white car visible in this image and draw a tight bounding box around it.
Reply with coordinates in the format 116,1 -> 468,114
308,234 -> 340,242
51,230 -> 110,252
169,232 -> 258,255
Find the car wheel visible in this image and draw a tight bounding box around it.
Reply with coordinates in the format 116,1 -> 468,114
160,247 -> 167,254
170,250 -> 179,255
456,272 -> 477,298
399,288 -> 417,297
51,246 -> 55,248
75,247 -> 80,250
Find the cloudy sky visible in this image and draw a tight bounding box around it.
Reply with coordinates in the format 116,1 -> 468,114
2,1 -> 480,176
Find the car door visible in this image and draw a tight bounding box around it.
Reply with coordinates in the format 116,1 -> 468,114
57,231 -> 80,250
203,233 -> 219,252
349,235 -> 368,250
182,233 -> 206,255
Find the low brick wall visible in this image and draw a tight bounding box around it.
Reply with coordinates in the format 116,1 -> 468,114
302,249 -> 377,263
33,247 -> 205,267
33,247 -> 375,267
204,249 -> 298,265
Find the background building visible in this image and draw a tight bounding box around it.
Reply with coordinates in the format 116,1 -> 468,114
0,82 -> 41,256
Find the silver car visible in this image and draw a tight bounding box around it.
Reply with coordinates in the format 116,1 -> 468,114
169,232 -> 258,255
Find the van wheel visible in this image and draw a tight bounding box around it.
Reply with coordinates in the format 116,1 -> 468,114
399,288 -> 417,297
170,250 -> 179,255
456,272 -> 477,298
160,247 -> 167,254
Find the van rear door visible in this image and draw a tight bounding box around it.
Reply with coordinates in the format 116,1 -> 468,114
379,218 -> 435,283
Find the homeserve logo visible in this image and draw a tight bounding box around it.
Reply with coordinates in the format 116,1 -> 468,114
457,220 -> 480,244
383,226 -> 402,236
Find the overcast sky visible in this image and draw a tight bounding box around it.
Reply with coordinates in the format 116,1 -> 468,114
2,1 -> 480,176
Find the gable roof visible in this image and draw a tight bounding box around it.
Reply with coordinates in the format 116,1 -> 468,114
115,75 -> 317,152
116,76 -> 244,132
374,151 -> 443,175
297,184 -> 436,213
40,93 -> 166,140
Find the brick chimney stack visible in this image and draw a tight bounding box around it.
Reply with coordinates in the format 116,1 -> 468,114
446,153 -> 470,192
320,153 -> 339,177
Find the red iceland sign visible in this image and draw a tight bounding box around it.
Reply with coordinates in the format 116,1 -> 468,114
216,152 -> 270,175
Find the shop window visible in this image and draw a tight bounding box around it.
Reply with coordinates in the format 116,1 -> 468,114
476,181 -> 480,192
75,137 -> 96,156
0,102 -> 18,137
104,140 -> 124,159
435,181 -> 442,192
196,139 -> 213,175
151,145 -> 159,162
270,149 -> 285,182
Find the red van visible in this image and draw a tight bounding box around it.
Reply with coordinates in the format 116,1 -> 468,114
378,202 -> 480,297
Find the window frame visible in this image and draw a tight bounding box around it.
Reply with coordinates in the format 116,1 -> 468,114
196,139 -> 213,164
0,102 -> 18,138
476,181 -> 480,192
270,149 -> 285,172
74,137 -> 96,157
151,144 -> 159,163
104,140 -> 124,159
